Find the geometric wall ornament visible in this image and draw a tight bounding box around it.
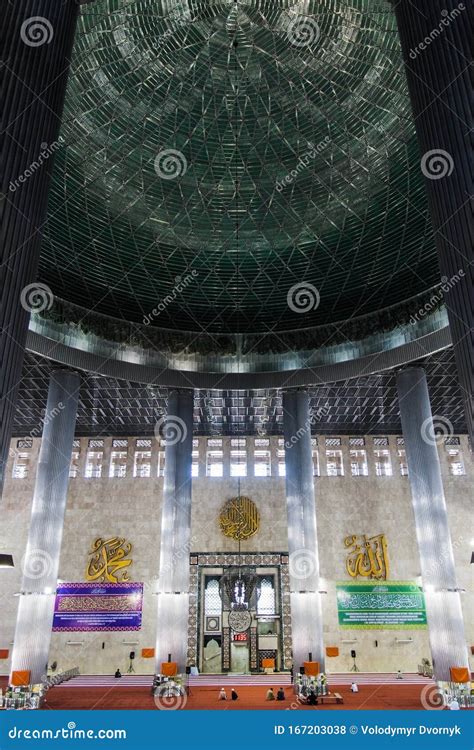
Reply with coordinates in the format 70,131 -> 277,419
205,616 -> 221,633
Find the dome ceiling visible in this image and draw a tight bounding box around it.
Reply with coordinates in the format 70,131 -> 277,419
39,0 -> 439,335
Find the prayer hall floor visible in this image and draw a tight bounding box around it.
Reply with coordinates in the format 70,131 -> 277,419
0,681 -> 455,711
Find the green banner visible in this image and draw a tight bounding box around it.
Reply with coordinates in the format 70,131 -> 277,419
336,581 -> 427,629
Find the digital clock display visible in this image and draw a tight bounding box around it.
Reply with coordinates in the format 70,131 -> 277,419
233,631 -> 248,642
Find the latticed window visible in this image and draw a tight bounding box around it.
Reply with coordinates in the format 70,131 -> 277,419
277,438 -> 286,476
254,438 -> 270,476
110,440 -> 128,478
192,439 -> 199,477
326,449 -> 344,476
257,577 -> 276,615
13,452 -> 30,479
446,447 -> 465,476
85,439 -> 104,478
69,439 -> 81,478
374,449 -> 392,476
207,439 -> 223,477
204,578 -> 222,616
397,449 -> 408,476
311,438 -> 320,476
350,449 -> 368,476
230,438 -> 247,476
157,441 -> 166,476
133,439 -> 151,477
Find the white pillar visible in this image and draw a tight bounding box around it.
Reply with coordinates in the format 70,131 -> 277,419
155,390 -> 193,674
10,370 -> 80,684
397,367 -> 469,681
282,390 -> 325,672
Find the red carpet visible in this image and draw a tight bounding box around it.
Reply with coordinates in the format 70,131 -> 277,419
2,674 -> 469,711
41,683 -> 436,711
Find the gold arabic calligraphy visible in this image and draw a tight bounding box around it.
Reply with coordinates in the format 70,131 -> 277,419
219,496 -> 260,540
85,537 -> 133,583
344,534 -> 389,580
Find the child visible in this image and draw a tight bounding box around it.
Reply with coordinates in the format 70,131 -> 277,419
218,687 -> 227,700
266,687 -> 275,701
231,688 -> 238,701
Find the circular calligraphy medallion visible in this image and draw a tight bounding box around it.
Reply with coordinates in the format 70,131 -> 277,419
228,609 -> 252,633
219,496 -> 260,540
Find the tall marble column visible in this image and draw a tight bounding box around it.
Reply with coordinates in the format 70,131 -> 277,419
155,390 -> 193,674
282,390 -> 324,672
0,1 -> 82,498
393,0 -> 474,443
397,368 -> 469,681
10,370 -> 80,684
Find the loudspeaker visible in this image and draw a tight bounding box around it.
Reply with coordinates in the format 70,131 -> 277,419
185,666 -> 191,675
167,653 -> 172,662
351,650 -> 356,659
308,652 -> 313,662
374,640 -> 378,648
102,643 -> 105,650
299,667 -> 305,675
129,651 -> 135,660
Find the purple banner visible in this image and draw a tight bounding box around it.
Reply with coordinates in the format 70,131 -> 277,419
52,582 -> 143,631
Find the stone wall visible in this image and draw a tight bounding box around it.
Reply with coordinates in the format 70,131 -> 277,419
0,435 -> 471,676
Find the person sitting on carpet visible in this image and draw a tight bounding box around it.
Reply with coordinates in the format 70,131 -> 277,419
266,688 -> 275,701
276,688 -> 285,701
218,687 -> 227,701
307,688 -> 318,706
350,682 -> 359,693
231,688 -> 238,701
114,668 -> 122,679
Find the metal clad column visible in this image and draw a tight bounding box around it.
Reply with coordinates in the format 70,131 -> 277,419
393,0 -> 474,442
155,390 -> 193,674
397,368 -> 469,681
10,370 -> 80,684
0,0 -> 81,498
283,390 -> 324,672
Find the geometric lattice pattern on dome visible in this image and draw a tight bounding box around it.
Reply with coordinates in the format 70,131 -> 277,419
39,0 -> 438,334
